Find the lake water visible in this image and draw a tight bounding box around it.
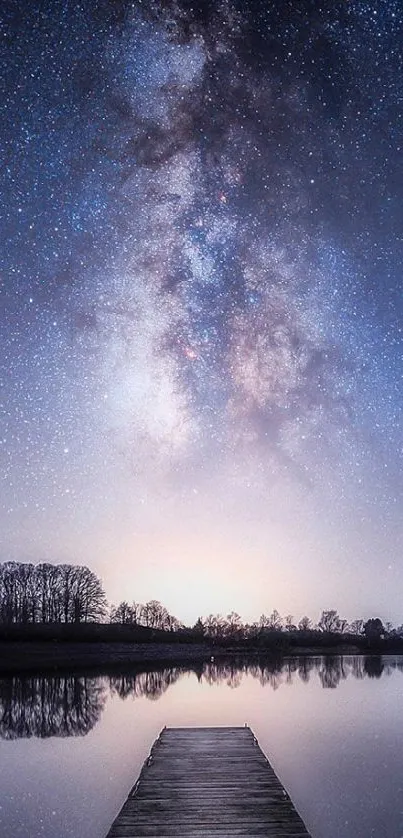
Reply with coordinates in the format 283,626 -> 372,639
0,655 -> 403,838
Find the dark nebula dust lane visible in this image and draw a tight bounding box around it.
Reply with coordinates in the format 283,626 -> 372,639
1,0 -> 403,623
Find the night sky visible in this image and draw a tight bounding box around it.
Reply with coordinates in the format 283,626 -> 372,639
2,0 -> 403,625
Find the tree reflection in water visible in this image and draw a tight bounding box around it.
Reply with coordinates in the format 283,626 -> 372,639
364,656 -> 385,678
1,655 -> 403,740
195,655 -> 403,692
109,668 -> 182,701
0,675 -> 107,739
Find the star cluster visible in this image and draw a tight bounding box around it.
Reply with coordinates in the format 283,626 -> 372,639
1,0 -> 403,622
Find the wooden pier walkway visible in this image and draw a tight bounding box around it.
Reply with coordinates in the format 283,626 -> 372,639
106,726 -> 311,837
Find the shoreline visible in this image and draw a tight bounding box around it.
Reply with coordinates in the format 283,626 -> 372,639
0,640 -> 395,675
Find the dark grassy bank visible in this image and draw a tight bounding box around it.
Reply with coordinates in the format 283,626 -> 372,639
0,640 -> 368,675
0,641 -> 218,674
0,622 -> 175,643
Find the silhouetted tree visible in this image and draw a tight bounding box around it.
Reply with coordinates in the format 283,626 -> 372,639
349,619 -> 364,636
284,614 -> 297,632
225,612 -> 243,640
257,614 -> 270,631
192,617 -> 205,638
268,609 -> 282,630
203,614 -> 226,640
0,562 -> 106,624
318,609 -> 340,633
110,601 -> 140,624
298,616 -> 312,631
243,622 -> 258,640
0,562 -> 40,623
165,613 -> 182,632
363,618 -> 385,641
67,566 -> 107,623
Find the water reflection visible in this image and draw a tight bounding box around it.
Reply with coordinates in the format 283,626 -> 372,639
0,667 -> 183,739
1,655 -> 402,740
196,654 -> 403,691
109,667 -> 182,701
363,655 -> 384,678
0,675 -> 106,739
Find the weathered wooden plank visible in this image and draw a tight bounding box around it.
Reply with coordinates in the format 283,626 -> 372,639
105,726 -> 311,837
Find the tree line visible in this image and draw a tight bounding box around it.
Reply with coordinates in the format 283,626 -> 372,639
110,599 -> 182,631
0,562 -> 106,624
192,609 -> 397,642
0,562 -> 182,629
1,562 -> 402,643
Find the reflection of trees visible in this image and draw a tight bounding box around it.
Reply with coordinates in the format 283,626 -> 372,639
196,654 -> 403,691
351,656 -> 365,680
364,656 -> 384,678
201,660 -> 286,691
284,658 -> 299,684
200,662 -> 249,689
109,668 -> 181,701
317,656 -> 348,689
109,654 -> 403,698
1,655 -> 400,740
201,663 -> 244,690
0,675 -> 106,739
297,656 -> 316,683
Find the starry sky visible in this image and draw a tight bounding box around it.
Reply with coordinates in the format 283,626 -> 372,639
1,0 -> 403,626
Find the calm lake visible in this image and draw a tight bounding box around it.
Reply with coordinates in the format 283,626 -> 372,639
1,655 -> 403,838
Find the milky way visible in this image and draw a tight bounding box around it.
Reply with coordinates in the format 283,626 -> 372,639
1,0 -> 403,622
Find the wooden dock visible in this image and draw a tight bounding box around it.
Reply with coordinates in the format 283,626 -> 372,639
106,726 -> 311,837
